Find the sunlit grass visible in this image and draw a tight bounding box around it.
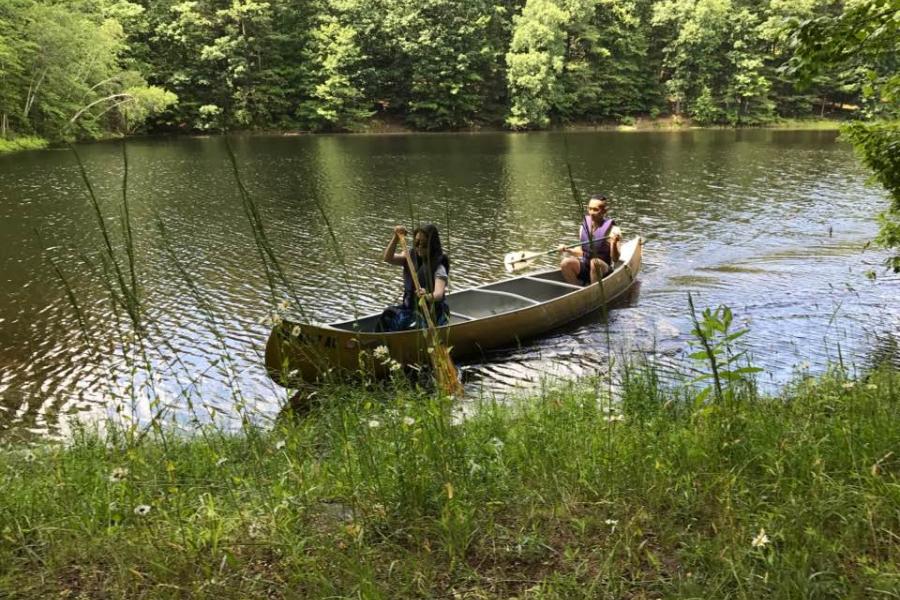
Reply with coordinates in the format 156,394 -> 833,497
0,135 -> 48,153
1,365 -> 898,598
767,118 -> 846,130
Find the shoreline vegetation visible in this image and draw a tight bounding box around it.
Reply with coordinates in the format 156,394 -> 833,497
0,116 -> 846,155
0,136 -> 49,154
2,1 -> 883,147
2,361 -> 898,598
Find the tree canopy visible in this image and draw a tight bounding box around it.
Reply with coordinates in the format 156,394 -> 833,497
0,0 -> 894,142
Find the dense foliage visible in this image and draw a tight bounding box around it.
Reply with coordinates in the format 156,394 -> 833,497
786,0 -> 899,271
0,0 -> 176,141
1,0 -> 894,142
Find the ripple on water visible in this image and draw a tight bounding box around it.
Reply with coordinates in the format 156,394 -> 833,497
0,131 -> 897,438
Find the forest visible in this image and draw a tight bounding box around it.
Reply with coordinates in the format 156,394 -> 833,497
0,0 -> 894,143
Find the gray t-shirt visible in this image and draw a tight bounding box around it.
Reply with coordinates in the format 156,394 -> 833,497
434,264 -> 448,281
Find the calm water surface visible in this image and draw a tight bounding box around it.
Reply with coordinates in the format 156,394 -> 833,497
1,130 -> 897,439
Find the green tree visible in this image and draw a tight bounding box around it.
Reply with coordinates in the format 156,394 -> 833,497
757,0 -> 833,117
297,0 -> 372,131
0,5 -> 30,138
558,0 -> 660,121
786,0 -> 899,271
398,0 -> 497,129
505,0 -> 582,128
4,0 -> 174,140
651,0 -> 732,117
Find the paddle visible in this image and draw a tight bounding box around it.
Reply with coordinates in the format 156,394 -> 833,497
398,234 -> 465,397
504,236 -> 618,273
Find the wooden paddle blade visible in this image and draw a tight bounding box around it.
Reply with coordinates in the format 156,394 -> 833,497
432,345 -> 464,397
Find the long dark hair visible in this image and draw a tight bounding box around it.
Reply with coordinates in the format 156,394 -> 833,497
412,223 -> 450,275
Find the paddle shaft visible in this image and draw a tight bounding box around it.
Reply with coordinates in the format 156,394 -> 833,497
512,235 -> 620,264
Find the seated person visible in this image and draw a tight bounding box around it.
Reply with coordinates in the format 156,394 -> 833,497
377,223 -> 450,331
559,193 -> 622,285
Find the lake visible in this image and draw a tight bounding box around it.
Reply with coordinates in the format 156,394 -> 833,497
1,130 -> 897,439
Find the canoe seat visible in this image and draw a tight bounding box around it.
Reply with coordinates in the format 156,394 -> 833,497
523,276 -> 581,290
448,288 -> 539,319
481,276 -> 579,302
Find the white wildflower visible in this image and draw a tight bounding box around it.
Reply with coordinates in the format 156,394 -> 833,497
373,345 -> 389,359
215,457 -> 228,467
274,440 -> 286,451
866,383 -> 878,390
108,467 -> 129,483
605,414 -> 625,423
367,419 -> 381,429
604,519 -> 618,526
23,451 -> 36,463
402,416 -> 416,426
271,314 -> 283,327
751,528 -> 770,548
291,325 -> 302,337
133,504 -> 152,516
841,382 -> 855,390
278,299 -> 290,311
248,520 -> 265,539
389,360 -> 402,372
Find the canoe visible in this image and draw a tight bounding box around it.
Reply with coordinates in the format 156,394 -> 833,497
265,236 -> 643,385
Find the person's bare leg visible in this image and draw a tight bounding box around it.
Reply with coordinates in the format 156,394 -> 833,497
588,258 -> 610,283
560,257 -> 582,285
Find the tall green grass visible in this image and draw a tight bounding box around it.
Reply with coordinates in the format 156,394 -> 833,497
2,363 -> 898,598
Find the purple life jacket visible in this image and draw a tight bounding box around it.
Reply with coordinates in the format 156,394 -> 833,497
580,217 -> 614,266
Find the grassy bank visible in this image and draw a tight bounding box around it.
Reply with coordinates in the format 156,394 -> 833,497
0,136 -> 48,154
2,364 -> 898,599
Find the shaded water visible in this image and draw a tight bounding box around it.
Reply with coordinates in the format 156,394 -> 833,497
1,130 -> 897,439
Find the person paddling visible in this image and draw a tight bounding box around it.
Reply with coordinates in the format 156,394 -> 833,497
378,223 -> 450,331
559,194 -> 622,285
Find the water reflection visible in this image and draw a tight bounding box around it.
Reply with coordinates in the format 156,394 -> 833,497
0,130 -> 897,439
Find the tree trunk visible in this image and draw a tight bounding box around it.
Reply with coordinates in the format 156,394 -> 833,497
1,113 -> 6,139
820,97 -> 827,117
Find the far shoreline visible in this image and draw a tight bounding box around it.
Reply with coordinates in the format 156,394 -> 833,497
0,116 -> 846,155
